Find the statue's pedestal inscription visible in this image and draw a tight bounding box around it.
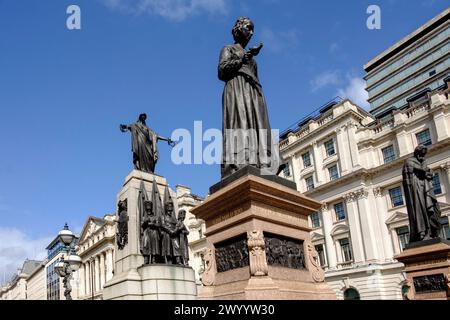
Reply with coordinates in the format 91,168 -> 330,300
191,171 -> 336,300
103,170 -> 197,300
396,239 -> 450,300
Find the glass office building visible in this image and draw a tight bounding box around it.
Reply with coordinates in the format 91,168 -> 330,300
364,9 -> 450,118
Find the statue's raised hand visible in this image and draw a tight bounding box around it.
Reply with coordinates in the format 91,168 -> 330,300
120,124 -> 129,133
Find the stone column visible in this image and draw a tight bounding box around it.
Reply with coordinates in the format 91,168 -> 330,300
94,256 -> 100,294
373,187 -> 394,260
99,253 -> 105,289
355,188 -> 381,262
79,264 -> 85,297
442,163 -> 450,196
320,204 -> 337,268
431,95 -> 449,142
85,262 -> 90,296
290,153 -> 301,186
396,129 -> 413,158
335,127 -> 349,175
343,192 -> 365,263
106,248 -> 114,282
346,122 -> 360,169
312,142 -> 324,184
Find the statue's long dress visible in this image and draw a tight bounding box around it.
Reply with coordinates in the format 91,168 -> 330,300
129,122 -> 158,173
218,43 -> 279,179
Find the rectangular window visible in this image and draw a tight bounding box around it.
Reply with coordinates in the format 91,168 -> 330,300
389,187 -> 404,207
440,217 -> 450,241
310,212 -> 321,228
396,226 -> 410,251
324,139 -> 336,157
339,238 -> 353,262
416,129 -> 432,146
302,152 -> 312,168
432,173 -> 442,195
283,164 -> 291,177
334,202 -> 346,221
305,176 -> 315,191
315,244 -> 327,267
328,165 -> 340,181
382,145 -> 396,164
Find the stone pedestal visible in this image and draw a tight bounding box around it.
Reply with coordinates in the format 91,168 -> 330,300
396,238 -> 450,300
103,170 -> 197,300
191,170 -> 336,300
104,264 -> 197,300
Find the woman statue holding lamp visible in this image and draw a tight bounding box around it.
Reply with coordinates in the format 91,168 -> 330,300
218,17 -> 284,179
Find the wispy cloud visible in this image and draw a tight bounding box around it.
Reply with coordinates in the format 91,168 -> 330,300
329,42 -> 340,54
310,70 -> 342,92
0,228 -> 52,285
101,0 -> 228,21
337,76 -> 370,109
260,28 -> 301,54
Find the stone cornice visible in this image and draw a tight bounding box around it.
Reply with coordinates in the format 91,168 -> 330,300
280,108 -> 368,154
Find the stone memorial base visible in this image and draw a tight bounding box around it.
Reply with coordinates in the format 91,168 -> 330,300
396,238 -> 450,300
103,264 -> 197,300
103,170 -> 197,300
191,167 -> 336,300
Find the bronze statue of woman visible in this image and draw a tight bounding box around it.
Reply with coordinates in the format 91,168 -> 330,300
120,113 -> 174,174
218,17 -> 281,179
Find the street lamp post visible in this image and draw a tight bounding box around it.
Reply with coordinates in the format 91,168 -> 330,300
54,223 -> 81,300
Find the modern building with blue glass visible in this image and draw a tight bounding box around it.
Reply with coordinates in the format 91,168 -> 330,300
364,8 -> 450,118
45,234 -> 79,300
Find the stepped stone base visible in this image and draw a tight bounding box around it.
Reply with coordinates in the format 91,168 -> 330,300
191,169 -> 336,300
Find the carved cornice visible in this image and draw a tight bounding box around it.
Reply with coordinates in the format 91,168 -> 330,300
373,187 -> 383,197
343,188 -> 369,203
440,163 -> 450,173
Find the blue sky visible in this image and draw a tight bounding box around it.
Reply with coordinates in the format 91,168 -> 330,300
0,0 -> 448,280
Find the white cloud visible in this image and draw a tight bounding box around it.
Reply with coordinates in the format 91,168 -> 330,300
0,228 -> 52,285
337,77 -> 370,109
101,0 -> 228,21
310,70 -> 342,92
260,28 -> 300,54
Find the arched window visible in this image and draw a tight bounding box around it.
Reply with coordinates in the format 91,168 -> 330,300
343,288 -> 360,300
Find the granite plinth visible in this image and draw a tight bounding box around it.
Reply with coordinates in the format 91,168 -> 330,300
405,238 -> 450,250
103,264 -> 197,300
191,174 -> 336,300
102,170 -> 197,300
210,165 -> 297,194
396,239 -> 450,300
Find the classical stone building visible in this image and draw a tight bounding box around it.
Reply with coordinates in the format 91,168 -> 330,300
176,185 -> 205,284
0,260 -> 42,300
278,8 -> 450,300
76,215 -> 115,300
26,262 -> 46,300
279,90 -> 449,300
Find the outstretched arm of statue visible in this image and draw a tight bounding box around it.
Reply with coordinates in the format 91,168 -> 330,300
120,124 -> 130,132
157,135 -> 175,147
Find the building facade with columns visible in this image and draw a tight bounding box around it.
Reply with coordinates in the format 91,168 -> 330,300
176,185 -> 206,284
0,260 -> 42,300
26,263 -> 46,300
279,86 -> 450,299
76,215 -> 115,300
